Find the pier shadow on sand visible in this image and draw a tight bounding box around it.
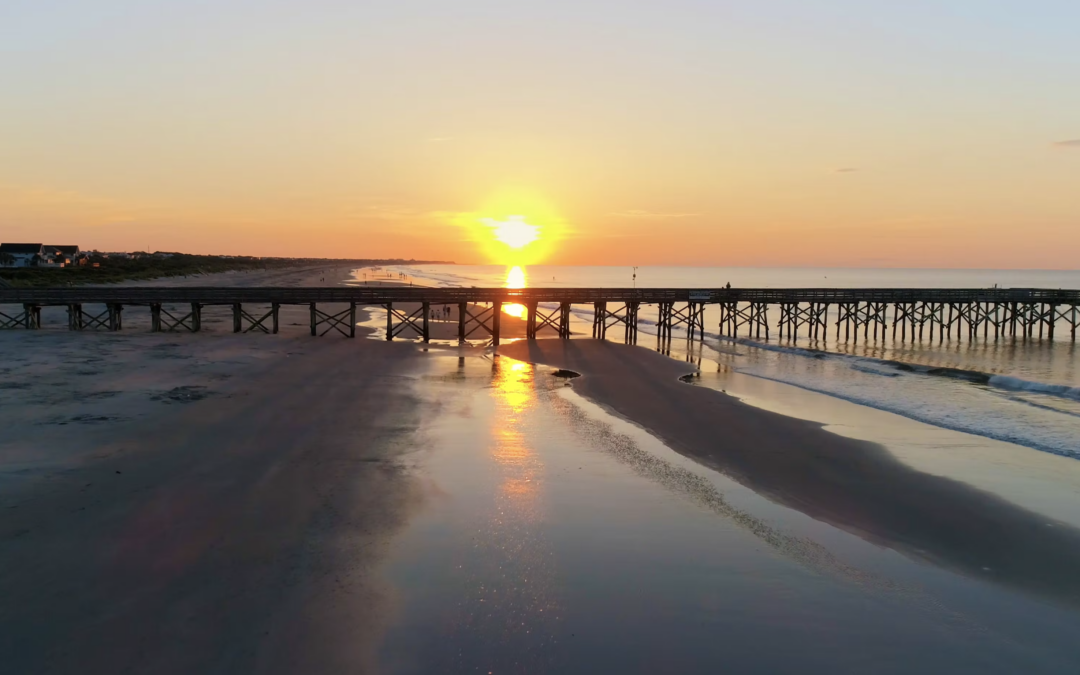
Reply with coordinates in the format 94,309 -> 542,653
498,339 -> 1080,609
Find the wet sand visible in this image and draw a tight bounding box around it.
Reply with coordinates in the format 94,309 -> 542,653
498,338 -> 1080,608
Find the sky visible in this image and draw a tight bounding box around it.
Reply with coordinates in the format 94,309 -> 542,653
2,0 -> 1078,268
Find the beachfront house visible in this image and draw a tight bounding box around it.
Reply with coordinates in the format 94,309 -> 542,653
0,243 -> 45,268
0,243 -> 83,267
42,245 -> 81,266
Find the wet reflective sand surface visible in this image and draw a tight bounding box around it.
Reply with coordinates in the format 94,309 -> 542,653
379,352 -> 1080,674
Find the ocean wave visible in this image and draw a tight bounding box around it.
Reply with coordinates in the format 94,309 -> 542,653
1003,395 -> 1080,419
392,267 -> 481,286
729,368 -> 1079,459
722,337 -> 831,360
729,337 -> 1080,400
988,375 -> 1080,401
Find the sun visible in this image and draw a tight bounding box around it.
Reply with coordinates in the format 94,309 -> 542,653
482,215 -> 540,249
452,188 -> 566,265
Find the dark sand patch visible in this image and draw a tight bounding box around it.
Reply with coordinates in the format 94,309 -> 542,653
69,414 -> 123,424
151,385 -> 212,404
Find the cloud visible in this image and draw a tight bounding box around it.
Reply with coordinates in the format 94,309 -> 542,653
1053,139 -> 1080,149
352,205 -> 442,221
427,137 -> 454,142
834,167 -> 859,173
609,209 -> 699,219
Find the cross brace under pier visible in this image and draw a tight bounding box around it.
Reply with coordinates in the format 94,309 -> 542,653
592,302 -> 640,344
717,302 -> 768,339
526,302 -> 571,339
150,303 -> 203,333
657,302 -> 706,342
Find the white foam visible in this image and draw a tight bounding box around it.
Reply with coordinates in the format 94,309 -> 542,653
988,375 -> 1080,401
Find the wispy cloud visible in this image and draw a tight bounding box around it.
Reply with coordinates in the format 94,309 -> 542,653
609,209 -> 699,219
352,205 -> 441,221
427,137 -> 454,142
834,167 -> 859,173
1053,139 -> 1080,149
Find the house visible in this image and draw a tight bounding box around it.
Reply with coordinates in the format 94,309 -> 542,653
0,243 -> 45,268
42,245 -> 81,266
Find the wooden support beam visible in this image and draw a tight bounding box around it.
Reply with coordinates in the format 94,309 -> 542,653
69,303 -> 84,330
21,304 -> 41,329
422,301 -> 430,343
626,301 -> 639,344
107,304 -> 122,331
526,301 -> 538,340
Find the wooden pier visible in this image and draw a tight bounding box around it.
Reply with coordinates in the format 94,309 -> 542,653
1,287 -> 1078,344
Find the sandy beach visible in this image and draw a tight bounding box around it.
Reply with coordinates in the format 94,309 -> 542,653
3,267 -> 1080,673
0,266 -> 434,672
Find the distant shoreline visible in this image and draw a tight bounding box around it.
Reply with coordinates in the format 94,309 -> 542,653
0,256 -> 454,288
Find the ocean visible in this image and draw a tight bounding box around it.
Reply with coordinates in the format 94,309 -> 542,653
360,264 -> 1080,460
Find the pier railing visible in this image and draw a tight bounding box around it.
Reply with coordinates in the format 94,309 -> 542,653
1,286 -> 1079,305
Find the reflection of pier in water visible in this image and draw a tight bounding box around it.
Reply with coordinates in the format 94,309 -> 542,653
2,287 -> 1079,345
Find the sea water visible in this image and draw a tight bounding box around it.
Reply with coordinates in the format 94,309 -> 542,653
358,264 -> 1080,459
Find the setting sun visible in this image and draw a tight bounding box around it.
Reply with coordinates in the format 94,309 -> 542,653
483,215 -> 540,250
452,189 -> 567,266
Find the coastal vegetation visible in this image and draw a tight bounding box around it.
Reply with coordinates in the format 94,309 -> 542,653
0,253 -> 451,287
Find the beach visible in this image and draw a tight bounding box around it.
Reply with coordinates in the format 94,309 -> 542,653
3,266 -> 1080,673
496,339 -> 1080,607
0,266 -> 433,672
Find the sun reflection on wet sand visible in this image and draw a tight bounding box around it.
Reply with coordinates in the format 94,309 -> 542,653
489,359 -> 542,528
464,358 -> 559,665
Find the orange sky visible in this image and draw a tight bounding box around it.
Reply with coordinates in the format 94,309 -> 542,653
3,2 -> 1078,268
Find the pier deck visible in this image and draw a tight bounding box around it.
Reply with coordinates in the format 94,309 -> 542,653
2,287 -> 1078,343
